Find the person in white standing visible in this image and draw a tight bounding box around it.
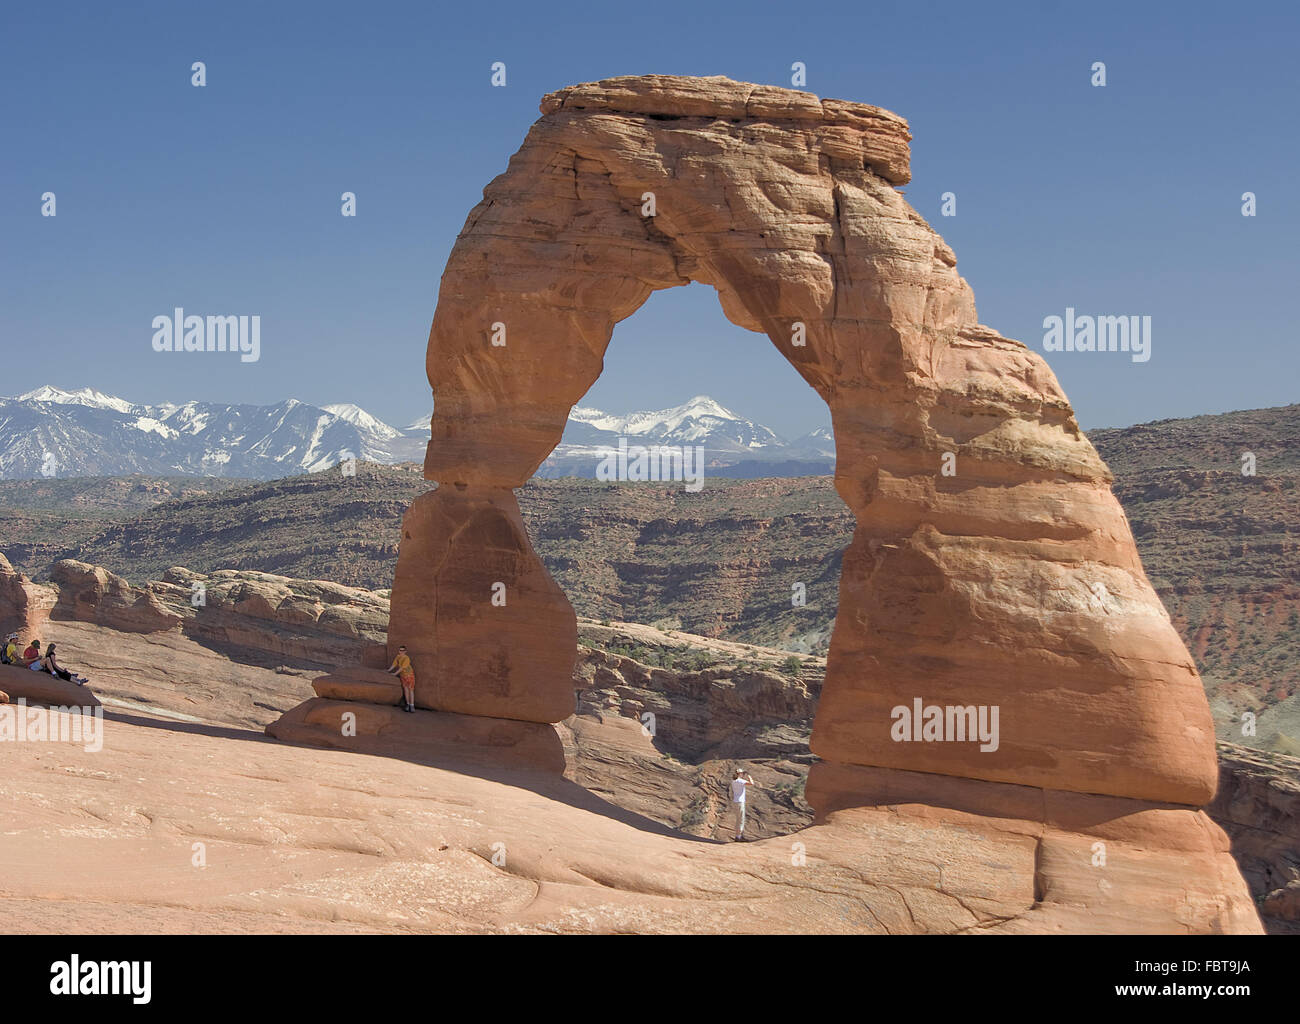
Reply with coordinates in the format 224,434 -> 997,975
729,768 -> 759,841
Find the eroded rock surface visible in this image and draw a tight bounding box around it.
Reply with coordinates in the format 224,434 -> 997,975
51,559 -> 182,633
387,488 -> 575,722
390,74 -> 1215,805
152,567 -> 389,667
43,560 -> 388,669
0,552 -> 56,640
1209,743 -> 1300,933
0,674 -> 1260,935
1,574 -> 1275,934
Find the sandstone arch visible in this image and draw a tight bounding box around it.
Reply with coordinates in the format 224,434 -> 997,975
388,74 -> 1218,810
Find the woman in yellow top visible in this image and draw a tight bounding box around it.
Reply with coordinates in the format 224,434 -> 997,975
387,645 -> 416,713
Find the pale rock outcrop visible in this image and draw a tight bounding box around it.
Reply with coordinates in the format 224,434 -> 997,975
574,644 -> 820,761
151,567 -> 389,666
50,559 -> 182,633
0,553 -> 57,641
40,561 -> 387,668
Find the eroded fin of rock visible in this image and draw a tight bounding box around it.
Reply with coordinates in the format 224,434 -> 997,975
388,73 -> 1215,805
267,74 -> 1254,933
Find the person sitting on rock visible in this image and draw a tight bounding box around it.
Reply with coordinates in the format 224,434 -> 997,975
1,633 -> 18,664
387,645 -> 416,713
21,639 -> 42,667
39,643 -> 88,686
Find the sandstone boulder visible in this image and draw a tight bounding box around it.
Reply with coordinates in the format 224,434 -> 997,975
0,664 -> 101,708
267,697 -> 567,773
0,552 -> 57,641
150,567 -> 388,666
311,667 -> 403,703
50,559 -> 182,634
1262,879 -> 1300,924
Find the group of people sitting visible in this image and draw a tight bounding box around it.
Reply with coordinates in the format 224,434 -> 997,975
1,634 -> 89,685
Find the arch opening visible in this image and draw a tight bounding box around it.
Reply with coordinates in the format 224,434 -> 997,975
536,280 -> 847,657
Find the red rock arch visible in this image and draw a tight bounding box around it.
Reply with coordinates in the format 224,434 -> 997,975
388,75 -> 1217,808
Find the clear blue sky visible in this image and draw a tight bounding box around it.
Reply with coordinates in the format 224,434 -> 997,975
2,0 -> 1295,437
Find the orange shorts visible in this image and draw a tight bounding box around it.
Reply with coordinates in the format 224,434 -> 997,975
399,672 -> 415,686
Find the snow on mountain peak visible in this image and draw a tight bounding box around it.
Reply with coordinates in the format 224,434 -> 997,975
402,415 -> 432,437
323,403 -> 404,440
679,394 -> 736,418
18,385 -> 138,415
570,394 -> 746,436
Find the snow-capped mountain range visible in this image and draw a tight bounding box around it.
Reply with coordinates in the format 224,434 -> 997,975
539,395 -> 834,478
0,387 -> 834,480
